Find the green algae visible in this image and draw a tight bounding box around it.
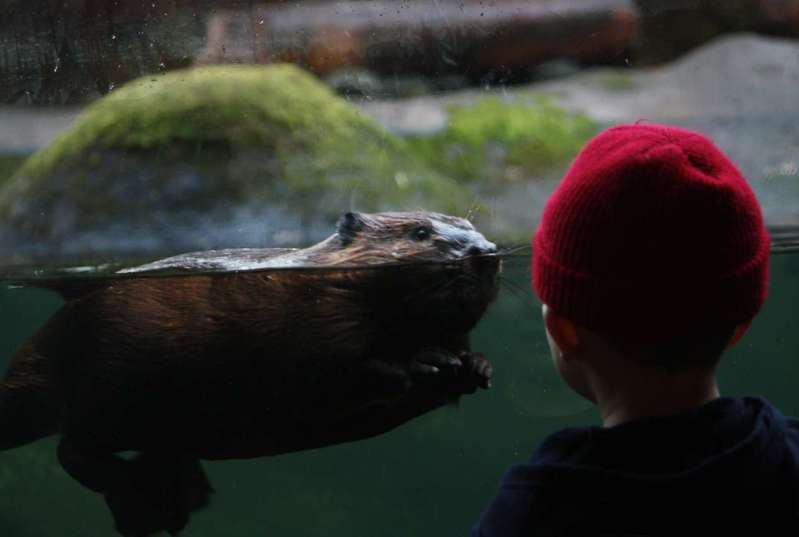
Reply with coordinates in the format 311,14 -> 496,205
406,95 -> 596,186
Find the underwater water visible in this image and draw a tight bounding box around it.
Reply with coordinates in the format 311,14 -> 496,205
0,253 -> 798,537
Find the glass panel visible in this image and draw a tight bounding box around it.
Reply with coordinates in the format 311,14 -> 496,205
1,1 -> 798,536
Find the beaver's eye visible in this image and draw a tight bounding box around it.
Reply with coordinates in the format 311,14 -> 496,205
413,226 -> 432,241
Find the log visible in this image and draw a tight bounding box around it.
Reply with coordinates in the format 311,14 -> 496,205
2,0 -> 798,105
196,0 -> 639,79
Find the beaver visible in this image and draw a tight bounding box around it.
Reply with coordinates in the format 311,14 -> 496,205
0,211 -> 500,536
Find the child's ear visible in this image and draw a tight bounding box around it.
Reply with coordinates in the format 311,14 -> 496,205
726,322 -> 750,349
542,304 -> 580,357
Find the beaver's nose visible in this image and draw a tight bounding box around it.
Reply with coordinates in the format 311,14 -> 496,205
467,241 -> 497,256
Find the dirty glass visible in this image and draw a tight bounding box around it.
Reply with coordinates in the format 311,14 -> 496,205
1,1 -> 798,536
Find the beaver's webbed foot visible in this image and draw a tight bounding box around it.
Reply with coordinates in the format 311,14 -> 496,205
58,440 -> 213,536
106,452 -> 212,536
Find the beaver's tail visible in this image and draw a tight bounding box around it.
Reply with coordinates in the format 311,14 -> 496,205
0,340 -> 62,451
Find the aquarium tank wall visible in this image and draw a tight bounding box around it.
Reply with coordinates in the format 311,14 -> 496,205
1,1 -> 798,536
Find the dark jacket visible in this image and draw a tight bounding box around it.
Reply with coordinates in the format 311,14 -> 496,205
472,397 -> 799,536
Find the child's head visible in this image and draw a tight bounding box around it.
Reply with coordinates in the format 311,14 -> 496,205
531,124 -> 770,395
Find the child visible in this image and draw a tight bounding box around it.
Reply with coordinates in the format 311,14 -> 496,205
472,124 -> 799,535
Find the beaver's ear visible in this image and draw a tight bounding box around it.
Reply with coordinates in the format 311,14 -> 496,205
337,212 -> 364,244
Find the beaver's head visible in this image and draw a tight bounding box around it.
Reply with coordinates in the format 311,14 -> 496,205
329,211 -> 498,265
318,211 -> 500,335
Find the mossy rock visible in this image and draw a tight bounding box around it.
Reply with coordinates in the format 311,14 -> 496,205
406,95 -> 596,187
598,72 -> 639,92
0,154 -> 27,189
0,64 -> 471,255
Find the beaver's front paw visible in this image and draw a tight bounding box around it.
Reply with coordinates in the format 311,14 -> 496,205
456,351 -> 493,393
409,348 -> 463,379
410,349 -> 493,395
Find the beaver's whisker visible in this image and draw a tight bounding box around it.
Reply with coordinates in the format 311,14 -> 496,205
501,285 -> 528,304
497,244 -> 531,257
465,200 -> 481,222
498,276 -> 538,311
497,277 -> 527,301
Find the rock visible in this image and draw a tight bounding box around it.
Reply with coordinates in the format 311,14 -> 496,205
0,154 -> 26,189
325,68 -> 386,98
0,64 -> 471,257
631,0 -> 799,64
504,33 -> 799,230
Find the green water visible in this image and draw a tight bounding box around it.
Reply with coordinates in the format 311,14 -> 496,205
0,255 -> 798,536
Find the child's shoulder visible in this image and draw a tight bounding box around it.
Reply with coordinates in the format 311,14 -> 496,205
474,397 -> 799,536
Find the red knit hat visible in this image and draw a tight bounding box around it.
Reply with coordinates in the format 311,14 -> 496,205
532,123 -> 770,345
